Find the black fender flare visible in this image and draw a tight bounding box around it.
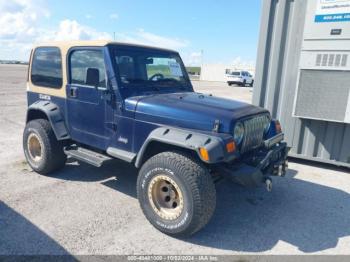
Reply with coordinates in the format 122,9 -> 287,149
26,101 -> 70,140
135,127 -> 230,168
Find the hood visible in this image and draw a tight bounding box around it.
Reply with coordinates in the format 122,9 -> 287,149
125,92 -> 269,133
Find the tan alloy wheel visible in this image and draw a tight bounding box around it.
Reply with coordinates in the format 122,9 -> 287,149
27,133 -> 43,162
148,175 -> 184,220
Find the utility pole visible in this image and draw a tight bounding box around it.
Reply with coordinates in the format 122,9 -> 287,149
200,49 -> 204,67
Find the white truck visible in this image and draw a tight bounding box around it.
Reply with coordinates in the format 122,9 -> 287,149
227,71 -> 254,87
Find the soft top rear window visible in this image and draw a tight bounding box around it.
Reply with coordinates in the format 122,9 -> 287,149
31,47 -> 63,88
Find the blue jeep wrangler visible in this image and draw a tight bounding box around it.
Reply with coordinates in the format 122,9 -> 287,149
23,41 -> 288,236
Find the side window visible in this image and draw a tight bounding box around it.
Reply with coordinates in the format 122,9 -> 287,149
70,49 -> 106,88
31,47 -> 63,88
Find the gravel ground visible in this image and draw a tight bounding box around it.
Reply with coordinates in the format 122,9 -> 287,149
0,64 -> 350,255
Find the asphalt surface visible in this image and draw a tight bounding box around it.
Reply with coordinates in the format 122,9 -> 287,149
0,64 -> 350,255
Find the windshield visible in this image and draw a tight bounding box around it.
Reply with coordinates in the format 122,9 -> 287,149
109,45 -> 191,91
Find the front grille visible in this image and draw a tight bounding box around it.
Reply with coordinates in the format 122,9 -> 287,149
240,115 -> 268,153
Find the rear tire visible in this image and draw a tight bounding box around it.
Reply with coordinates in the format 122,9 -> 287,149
137,151 -> 216,237
23,119 -> 67,175
250,80 -> 254,87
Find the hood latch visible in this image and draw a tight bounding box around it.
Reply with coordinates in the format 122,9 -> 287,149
213,120 -> 220,133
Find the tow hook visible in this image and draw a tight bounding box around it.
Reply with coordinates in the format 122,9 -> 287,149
280,160 -> 288,177
278,165 -> 283,176
265,178 -> 272,192
273,161 -> 288,177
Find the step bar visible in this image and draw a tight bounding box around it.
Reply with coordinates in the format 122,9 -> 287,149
64,145 -> 113,167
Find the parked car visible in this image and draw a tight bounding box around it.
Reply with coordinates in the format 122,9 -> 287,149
227,71 -> 254,87
23,41 -> 288,237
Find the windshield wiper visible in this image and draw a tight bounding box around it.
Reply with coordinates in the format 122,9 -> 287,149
154,79 -> 190,90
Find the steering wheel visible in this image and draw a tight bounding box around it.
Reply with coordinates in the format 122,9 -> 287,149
149,73 -> 165,81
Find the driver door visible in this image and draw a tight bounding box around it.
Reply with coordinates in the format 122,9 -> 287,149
66,48 -> 111,149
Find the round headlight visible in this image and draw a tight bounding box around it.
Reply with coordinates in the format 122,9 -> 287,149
233,122 -> 244,144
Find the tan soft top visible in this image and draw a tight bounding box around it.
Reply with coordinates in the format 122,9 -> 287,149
33,40 -> 177,53
28,40 -> 178,98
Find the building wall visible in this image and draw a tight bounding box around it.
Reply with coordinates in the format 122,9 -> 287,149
253,0 -> 350,168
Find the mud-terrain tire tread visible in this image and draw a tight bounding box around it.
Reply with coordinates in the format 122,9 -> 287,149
137,151 -> 216,237
23,119 -> 66,175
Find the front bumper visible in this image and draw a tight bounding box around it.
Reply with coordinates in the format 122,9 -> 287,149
216,140 -> 289,188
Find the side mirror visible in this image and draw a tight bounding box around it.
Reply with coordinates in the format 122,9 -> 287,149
86,68 -> 100,87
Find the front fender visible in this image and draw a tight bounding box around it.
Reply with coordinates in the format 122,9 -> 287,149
135,126 -> 236,168
26,100 -> 70,140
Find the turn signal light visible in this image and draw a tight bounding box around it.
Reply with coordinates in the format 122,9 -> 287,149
275,120 -> 282,133
199,147 -> 209,161
226,141 -> 236,153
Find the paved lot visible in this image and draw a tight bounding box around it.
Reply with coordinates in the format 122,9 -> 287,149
0,64 -> 350,255
192,80 -> 253,104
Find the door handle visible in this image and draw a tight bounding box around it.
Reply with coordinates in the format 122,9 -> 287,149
70,87 -> 78,98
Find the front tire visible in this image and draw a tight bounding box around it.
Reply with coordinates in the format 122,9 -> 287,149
137,151 -> 216,237
23,119 -> 67,175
